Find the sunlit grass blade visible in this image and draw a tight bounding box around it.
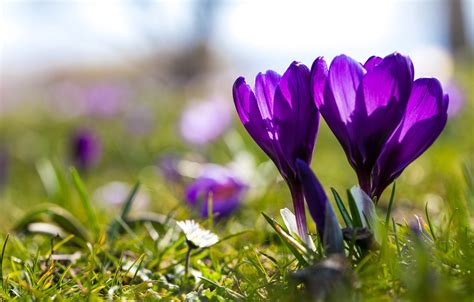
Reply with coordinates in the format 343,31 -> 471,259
13,203 -> 90,244
385,182 -> 396,226
261,212 -> 310,266
347,189 -> 363,228
1,234 -> 9,290
107,182 -> 140,239
331,188 -> 352,228
424,203 -> 437,241
70,167 -> 99,237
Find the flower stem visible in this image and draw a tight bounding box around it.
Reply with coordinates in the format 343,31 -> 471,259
290,183 -> 309,243
184,245 -> 192,278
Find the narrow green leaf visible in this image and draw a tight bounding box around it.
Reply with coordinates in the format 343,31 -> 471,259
13,203 -> 90,244
425,203 -> 437,241
107,182 -> 141,240
120,182 -> 140,220
261,212 -> 310,265
331,188 -> 352,228
392,218 -> 401,257
70,167 -> 99,237
0,234 -> 9,289
347,189 -> 363,228
385,182 -> 396,226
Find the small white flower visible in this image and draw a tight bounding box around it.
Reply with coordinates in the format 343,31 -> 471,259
176,220 -> 219,248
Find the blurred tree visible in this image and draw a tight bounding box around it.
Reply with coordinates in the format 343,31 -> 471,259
447,0 -> 468,53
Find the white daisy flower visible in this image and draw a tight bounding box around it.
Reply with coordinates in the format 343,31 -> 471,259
176,220 -> 219,248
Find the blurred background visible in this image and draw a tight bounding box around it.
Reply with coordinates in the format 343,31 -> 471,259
0,0 -> 473,231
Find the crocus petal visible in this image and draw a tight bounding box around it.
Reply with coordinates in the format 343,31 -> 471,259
274,62 -> 318,169
296,159 -> 344,255
372,78 -> 448,198
311,57 -> 355,167
349,53 -> 414,184
363,56 -> 382,71
255,70 -> 281,119
357,53 -> 413,117
327,55 -> 365,124
233,77 -> 275,159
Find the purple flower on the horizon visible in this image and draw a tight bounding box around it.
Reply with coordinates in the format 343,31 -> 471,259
312,53 -> 448,199
180,96 -> 232,145
233,61 -> 319,241
445,81 -> 464,117
71,129 -> 102,171
157,155 -> 183,183
185,165 -> 245,218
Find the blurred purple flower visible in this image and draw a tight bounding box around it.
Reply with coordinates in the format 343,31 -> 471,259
179,96 -> 232,145
125,106 -> 154,136
233,61 -> 319,241
312,53 -> 448,199
157,155 -> 183,183
185,165 -> 246,218
51,81 -> 130,118
71,129 -> 102,171
445,81 -> 465,117
408,215 -> 431,240
93,181 -> 149,211
81,82 -> 130,118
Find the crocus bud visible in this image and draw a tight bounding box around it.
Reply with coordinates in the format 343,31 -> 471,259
71,128 -> 102,171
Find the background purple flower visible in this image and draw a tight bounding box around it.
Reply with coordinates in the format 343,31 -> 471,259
71,128 -> 102,171
185,165 -> 245,218
233,61 -> 319,242
312,53 -> 448,199
445,81 -> 465,117
179,96 -> 232,145
50,80 -> 130,119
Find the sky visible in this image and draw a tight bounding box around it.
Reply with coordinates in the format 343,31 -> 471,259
0,0 -> 473,77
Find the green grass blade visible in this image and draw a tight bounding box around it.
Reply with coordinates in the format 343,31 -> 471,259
119,181 -> 140,220
70,168 -> 99,237
107,182 -> 142,239
347,189 -> 363,228
261,212 -> 310,266
1,234 -> 9,289
385,182 -> 396,226
425,203 -> 437,241
331,187 -> 352,228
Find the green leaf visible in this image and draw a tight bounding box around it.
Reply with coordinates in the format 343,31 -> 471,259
261,212 -> 311,265
424,203 -> 437,241
347,189 -> 363,228
107,181 -> 141,240
331,187 -> 352,228
70,167 -> 99,237
1,234 -> 9,290
13,203 -> 90,244
385,182 -> 396,226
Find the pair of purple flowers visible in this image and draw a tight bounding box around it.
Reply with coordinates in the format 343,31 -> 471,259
233,52 -> 448,244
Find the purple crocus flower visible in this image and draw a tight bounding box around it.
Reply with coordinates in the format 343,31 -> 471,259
185,165 -> 245,218
233,61 -> 319,241
71,129 -> 102,171
296,159 -> 343,255
179,96 -> 232,145
311,53 -> 448,199
445,81 -> 464,117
